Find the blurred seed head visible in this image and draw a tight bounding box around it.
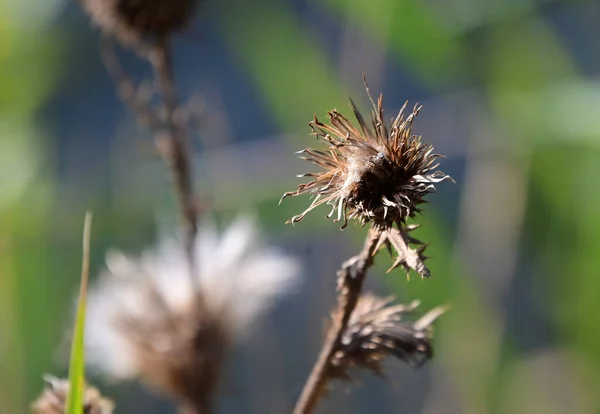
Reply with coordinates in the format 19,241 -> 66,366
85,216 -> 300,406
31,375 -> 114,414
281,79 -> 451,230
81,0 -> 200,47
330,293 -> 447,381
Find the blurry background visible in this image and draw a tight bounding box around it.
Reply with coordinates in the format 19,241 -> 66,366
2,0 -> 600,412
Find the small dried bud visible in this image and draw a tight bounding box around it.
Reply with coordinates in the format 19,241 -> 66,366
85,217 -> 300,408
31,375 -> 114,414
281,78 -> 451,231
330,293 -> 447,382
81,0 -> 200,47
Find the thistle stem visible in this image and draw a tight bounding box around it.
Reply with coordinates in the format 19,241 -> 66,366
293,227 -> 381,414
101,36 -> 199,287
150,37 -> 198,285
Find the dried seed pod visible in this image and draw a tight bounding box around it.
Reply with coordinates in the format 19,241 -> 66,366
31,375 -> 114,414
81,0 -> 200,46
281,78 -> 451,231
330,293 -> 447,381
85,217 -> 300,408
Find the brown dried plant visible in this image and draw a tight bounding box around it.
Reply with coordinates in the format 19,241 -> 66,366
117,292 -> 228,413
79,1 -> 209,412
286,79 -> 452,414
31,375 -> 114,414
81,0 -> 201,288
85,218 -> 300,414
81,0 -> 200,48
281,79 -> 451,230
281,78 -> 452,280
330,293 -> 448,382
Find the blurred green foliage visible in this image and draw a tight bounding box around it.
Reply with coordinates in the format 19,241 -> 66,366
0,1 -> 63,412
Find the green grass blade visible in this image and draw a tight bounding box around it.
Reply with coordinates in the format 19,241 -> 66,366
65,212 -> 93,414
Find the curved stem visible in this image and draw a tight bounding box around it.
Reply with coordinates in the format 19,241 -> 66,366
293,227 -> 381,414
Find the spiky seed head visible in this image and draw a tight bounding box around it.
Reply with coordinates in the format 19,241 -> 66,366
329,293 -> 447,382
281,80 -> 451,230
31,375 -> 114,414
85,217 -> 300,407
81,0 -> 200,47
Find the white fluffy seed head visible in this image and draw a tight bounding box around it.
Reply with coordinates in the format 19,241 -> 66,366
85,216 -> 301,382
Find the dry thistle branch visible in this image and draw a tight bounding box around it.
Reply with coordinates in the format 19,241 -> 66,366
292,237 -> 447,414
94,32 -> 199,286
149,37 -> 199,280
286,78 -> 452,414
99,37 -> 162,128
293,227 -> 380,414
81,2 -> 211,410
99,36 -> 198,272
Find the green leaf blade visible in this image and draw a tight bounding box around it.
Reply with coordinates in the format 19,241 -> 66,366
65,212 -> 92,414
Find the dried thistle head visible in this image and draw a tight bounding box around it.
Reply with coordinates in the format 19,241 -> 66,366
85,217 -> 300,407
330,293 -> 447,381
281,79 -> 451,230
31,375 -> 114,414
81,0 -> 199,47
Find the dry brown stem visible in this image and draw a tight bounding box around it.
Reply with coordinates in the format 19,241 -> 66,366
100,35 -> 198,285
293,227 -> 381,414
100,37 -> 161,128
149,37 -> 198,280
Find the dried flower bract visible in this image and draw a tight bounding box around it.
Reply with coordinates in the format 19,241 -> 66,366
85,217 -> 300,409
81,0 -> 200,46
281,79 -> 451,230
330,293 -> 447,381
31,375 -> 114,414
